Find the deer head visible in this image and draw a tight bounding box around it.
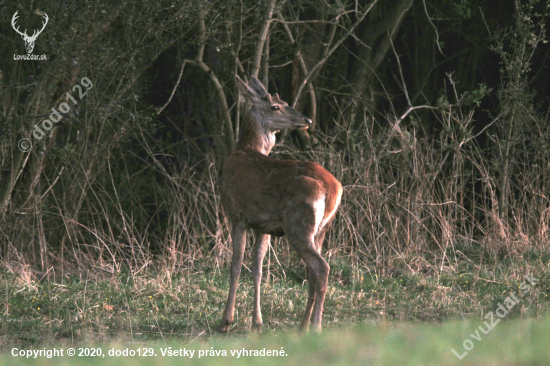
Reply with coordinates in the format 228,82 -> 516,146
12,11 -> 49,54
236,75 -> 312,132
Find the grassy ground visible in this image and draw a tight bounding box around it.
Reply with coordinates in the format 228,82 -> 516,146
2,316 -> 550,365
0,247 -> 549,365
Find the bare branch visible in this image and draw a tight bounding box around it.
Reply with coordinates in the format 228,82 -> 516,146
262,36 -> 270,88
157,60 -> 187,115
188,8 -> 235,151
422,0 -> 445,56
251,0 -> 277,78
277,11 -> 319,124
397,104 -> 438,123
389,31 -> 411,108
390,33 -> 437,125
292,0 -> 379,108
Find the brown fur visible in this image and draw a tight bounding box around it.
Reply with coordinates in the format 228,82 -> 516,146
222,149 -> 341,237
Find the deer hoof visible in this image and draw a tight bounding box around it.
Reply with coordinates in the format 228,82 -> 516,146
309,325 -> 322,334
218,320 -> 233,333
251,322 -> 263,333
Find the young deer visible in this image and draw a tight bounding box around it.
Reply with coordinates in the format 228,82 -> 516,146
218,76 -> 342,333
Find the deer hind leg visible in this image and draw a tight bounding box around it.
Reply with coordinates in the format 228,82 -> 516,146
251,230 -> 270,332
219,223 -> 247,333
300,270 -> 316,332
299,227 -> 329,332
290,233 -> 330,333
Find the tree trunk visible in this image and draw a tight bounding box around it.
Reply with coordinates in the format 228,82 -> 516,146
348,0 -> 414,125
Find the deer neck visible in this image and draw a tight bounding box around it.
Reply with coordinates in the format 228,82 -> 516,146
235,107 -> 276,155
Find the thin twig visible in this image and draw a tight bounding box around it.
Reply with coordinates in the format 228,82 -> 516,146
277,10 -> 322,124
157,60 -> 187,115
40,166 -> 65,201
187,7 -> 235,151
422,0 -> 444,56
389,31 -> 411,108
389,32 -> 437,125
292,0 -> 379,108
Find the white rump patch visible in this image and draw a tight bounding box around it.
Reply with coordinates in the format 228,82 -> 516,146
312,194 -> 326,234
319,192 -> 341,230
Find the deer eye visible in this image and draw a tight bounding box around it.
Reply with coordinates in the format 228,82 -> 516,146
270,106 -> 279,111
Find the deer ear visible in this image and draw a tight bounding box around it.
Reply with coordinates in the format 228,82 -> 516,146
249,76 -> 268,97
236,75 -> 261,101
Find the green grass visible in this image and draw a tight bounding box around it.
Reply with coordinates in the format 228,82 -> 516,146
2,317 -> 550,365
0,249 -> 549,365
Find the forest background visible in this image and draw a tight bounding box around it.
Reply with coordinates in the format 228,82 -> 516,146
0,0 -> 549,353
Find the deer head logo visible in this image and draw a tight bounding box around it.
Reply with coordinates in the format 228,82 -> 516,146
11,11 -> 49,54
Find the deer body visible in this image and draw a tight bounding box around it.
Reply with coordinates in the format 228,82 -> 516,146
219,76 -> 342,333
222,150 -> 341,238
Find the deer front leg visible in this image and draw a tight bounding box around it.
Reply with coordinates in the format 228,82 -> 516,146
251,230 -> 270,332
219,224 -> 247,333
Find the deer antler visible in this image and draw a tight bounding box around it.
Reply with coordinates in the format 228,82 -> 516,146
31,12 -> 49,39
11,10 -> 49,53
11,11 -> 48,40
11,11 -> 28,38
